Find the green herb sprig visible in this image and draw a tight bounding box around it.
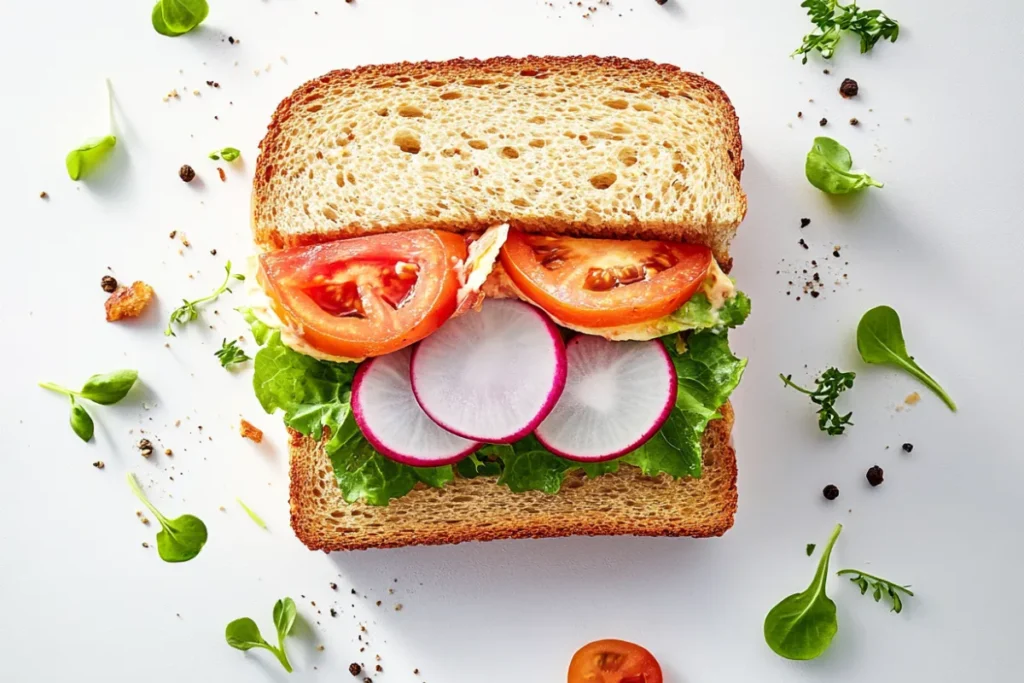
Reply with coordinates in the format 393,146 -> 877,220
806,137 -> 882,194
127,473 -> 208,562
66,79 -> 117,181
215,338 -> 251,368
236,498 -> 267,529
764,523 -> 842,660
226,598 -> 297,672
837,569 -> 913,613
857,305 -> 956,411
780,367 -> 856,435
209,147 -> 241,161
793,0 -> 900,64
152,0 -> 209,37
166,261 -> 245,336
39,369 -> 139,442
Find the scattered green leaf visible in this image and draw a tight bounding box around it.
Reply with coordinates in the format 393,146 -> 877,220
780,367 -> 856,435
216,338 -> 251,368
236,498 -> 267,530
806,543 -> 816,556
856,305 -> 956,411
66,79 -> 117,181
793,0 -> 900,64
209,147 -> 241,162
152,0 -> 209,37
127,473 -> 207,562
764,523 -> 842,660
837,569 -> 913,613
225,597 -> 297,673
166,261 -> 245,336
237,306 -> 272,346
806,137 -> 883,194
39,370 -> 139,442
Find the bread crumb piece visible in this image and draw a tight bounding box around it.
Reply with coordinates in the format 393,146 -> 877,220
240,420 -> 264,443
905,392 -> 921,405
105,281 -> 155,322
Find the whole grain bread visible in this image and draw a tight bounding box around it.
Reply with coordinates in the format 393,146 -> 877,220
290,403 -> 737,551
253,56 -> 746,266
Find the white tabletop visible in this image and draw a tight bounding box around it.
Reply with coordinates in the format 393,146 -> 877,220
2,1 -> 1022,681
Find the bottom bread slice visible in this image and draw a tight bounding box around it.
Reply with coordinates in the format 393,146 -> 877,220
289,403 -> 737,551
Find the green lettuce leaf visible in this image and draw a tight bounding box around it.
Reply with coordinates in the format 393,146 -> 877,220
237,306 -> 271,345
456,451 -> 504,478
662,291 -> 751,333
252,332 -> 452,505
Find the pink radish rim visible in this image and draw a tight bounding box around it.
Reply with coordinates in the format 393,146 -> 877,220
410,300 -> 568,444
534,336 -> 678,462
352,354 -> 481,466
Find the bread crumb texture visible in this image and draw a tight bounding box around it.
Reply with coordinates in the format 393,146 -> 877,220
253,56 -> 746,265
289,403 -> 738,551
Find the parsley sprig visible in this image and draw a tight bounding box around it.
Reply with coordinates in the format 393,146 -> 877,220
166,261 -> 245,336
793,0 -> 900,64
215,338 -> 251,368
780,368 -> 856,435
837,569 -> 913,613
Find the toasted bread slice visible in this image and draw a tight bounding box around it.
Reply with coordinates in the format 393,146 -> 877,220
253,56 -> 746,266
289,403 -> 737,551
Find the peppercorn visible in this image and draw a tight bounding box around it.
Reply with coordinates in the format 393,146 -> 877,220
800,217 -> 811,228
866,465 -> 884,487
179,164 -> 196,183
138,438 -> 154,458
330,608 -> 338,617
902,442 -> 914,453
330,582 -> 338,590
101,275 -> 118,293
810,290 -> 820,298
839,78 -> 859,98
349,663 -> 362,676
376,665 -> 383,673
849,117 -> 859,126
92,460 -> 105,469
819,117 -> 828,127
822,484 -> 840,500
656,0 -> 669,4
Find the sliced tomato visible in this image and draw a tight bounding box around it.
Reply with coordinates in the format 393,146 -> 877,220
500,230 -> 712,328
568,640 -> 663,683
258,230 -> 467,358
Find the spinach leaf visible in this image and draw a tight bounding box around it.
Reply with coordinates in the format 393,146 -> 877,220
856,305 -> 956,411
764,523 -> 843,660
225,598 -> 296,673
127,473 -> 207,563
69,399 -> 95,442
152,0 -> 209,37
79,369 -> 139,405
805,137 -> 882,194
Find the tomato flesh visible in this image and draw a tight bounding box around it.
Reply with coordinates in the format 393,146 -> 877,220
258,230 -> 467,358
500,230 -> 712,328
568,639 -> 663,683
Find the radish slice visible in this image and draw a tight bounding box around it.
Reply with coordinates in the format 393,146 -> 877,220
352,347 -> 480,465
411,299 -> 567,443
534,336 -> 677,461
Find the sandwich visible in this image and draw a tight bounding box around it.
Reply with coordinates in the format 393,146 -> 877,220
243,56 -> 749,551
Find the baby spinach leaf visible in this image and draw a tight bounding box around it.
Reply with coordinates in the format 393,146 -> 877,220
764,523 -> 842,660
127,473 -> 207,563
80,369 -> 139,405
152,0 -> 209,37
66,135 -> 116,181
805,137 -> 882,194
210,147 -> 241,162
69,399 -> 95,442
856,305 -> 956,411
225,600 -> 295,673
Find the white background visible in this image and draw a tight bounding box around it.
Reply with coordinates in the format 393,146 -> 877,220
1,1 -> 1022,681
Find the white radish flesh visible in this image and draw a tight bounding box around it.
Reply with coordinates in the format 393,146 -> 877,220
534,336 -> 677,461
352,347 -> 480,465
411,299 -> 567,443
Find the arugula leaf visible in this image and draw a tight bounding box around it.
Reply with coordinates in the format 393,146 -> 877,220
253,333 -> 452,505
806,137 -> 882,194
837,569 -> 913,613
780,368 -> 856,435
152,0 -> 209,37
127,473 -> 207,563
857,305 -> 956,411
793,0 -> 900,64
225,597 -> 296,673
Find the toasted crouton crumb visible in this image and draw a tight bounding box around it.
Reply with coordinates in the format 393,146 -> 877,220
105,281 -> 155,322
905,392 -> 921,405
240,420 -> 263,443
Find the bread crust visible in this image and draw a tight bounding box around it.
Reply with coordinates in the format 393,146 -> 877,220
252,55 -> 746,266
289,403 -> 737,551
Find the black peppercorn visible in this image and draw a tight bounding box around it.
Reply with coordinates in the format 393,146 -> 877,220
866,465 -> 884,486
179,164 -> 196,183
902,442 -> 913,453
849,117 -> 859,126
349,662 -> 362,676
101,275 -> 118,293
839,78 -> 859,98
656,0 -> 669,4
822,484 -> 840,500
800,217 -> 811,228
819,117 -> 828,127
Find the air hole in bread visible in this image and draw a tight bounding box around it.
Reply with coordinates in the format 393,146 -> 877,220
529,139 -> 546,148
464,78 -> 495,86
496,83 -> 510,90
589,172 -> 617,190
427,79 -> 445,87
468,140 -> 488,150
394,131 -> 421,154
512,198 -> 530,207
633,102 -> 653,112
500,146 -> 519,159
322,207 -> 338,221
520,69 -> 539,77
335,172 -> 345,188
398,105 -> 424,118
376,107 -> 389,116
307,104 -> 323,113
440,91 -> 462,100
603,99 -> 629,110
618,148 -> 638,167
346,172 -> 357,185
528,115 -> 546,124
